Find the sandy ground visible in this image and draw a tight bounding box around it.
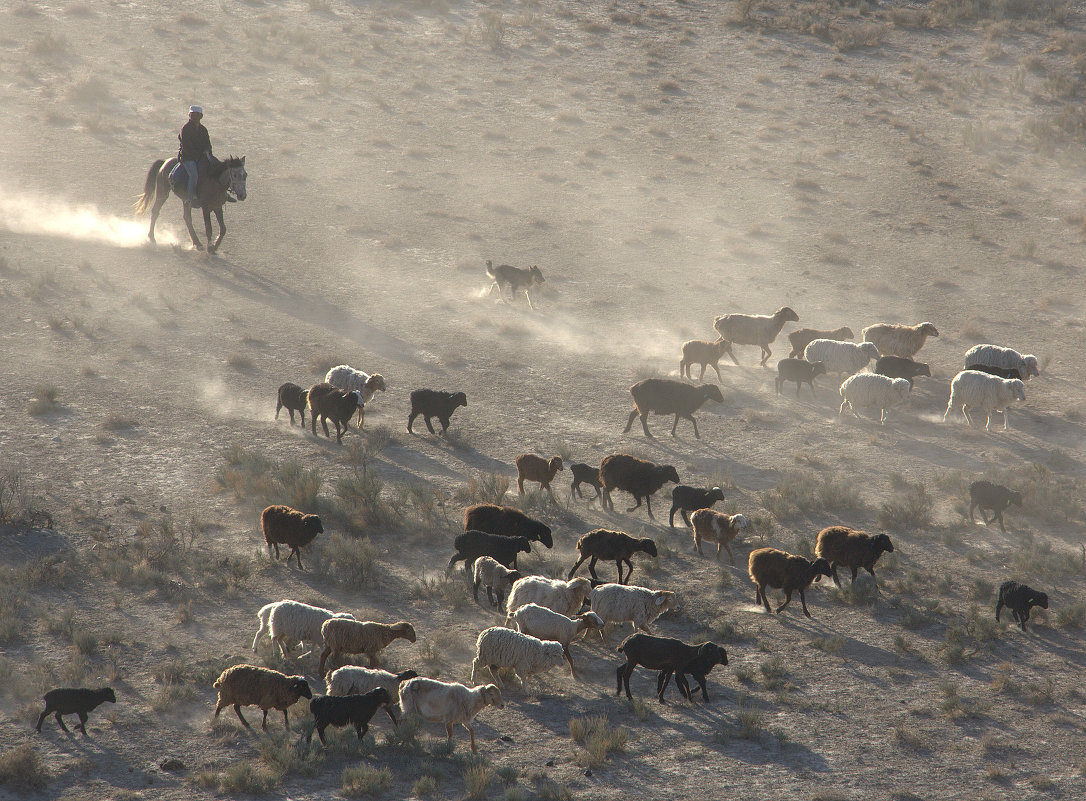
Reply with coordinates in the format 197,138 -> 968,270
1,1 -> 1085,799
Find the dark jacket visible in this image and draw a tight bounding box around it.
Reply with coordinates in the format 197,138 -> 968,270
178,119 -> 212,162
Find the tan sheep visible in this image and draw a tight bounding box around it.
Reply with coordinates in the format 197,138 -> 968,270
679,338 -> 737,382
861,322 -> 939,358
212,664 -> 312,731
514,454 -> 564,502
318,619 -> 417,674
787,325 -> 854,358
690,509 -> 749,564
713,306 -> 800,366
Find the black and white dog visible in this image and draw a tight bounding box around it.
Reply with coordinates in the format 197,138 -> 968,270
485,260 -> 545,309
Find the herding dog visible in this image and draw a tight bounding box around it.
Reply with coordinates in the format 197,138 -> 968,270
485,260 -> 545,309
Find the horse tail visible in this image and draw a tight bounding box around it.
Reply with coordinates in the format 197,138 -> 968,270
133,159 -> 166,215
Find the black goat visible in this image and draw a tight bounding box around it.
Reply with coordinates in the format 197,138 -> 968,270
275,382 -> 309,426
775,358 -> 827,397
969,480 -> 1022,534
966,363 -> 1023,381
616,634 -> 727,703
668,485 -> 725,528
463,503 -> 552,549
307,688 -> 393,745
996,581 -> 1048,631
449,530 -> 531,575
36,687 -> 116,736
875,355 -> 932,386
569,463 -> 603,501
407,389 -> 467,434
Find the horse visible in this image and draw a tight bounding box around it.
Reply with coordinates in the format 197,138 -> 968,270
134,155 -> 247,253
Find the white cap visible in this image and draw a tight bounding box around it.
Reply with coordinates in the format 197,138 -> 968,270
188,105 -> 203,115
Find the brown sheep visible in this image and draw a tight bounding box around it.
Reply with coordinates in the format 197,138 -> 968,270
624,378 -> 725,439
787,326 -> 854,358
814,526 -> 894,589
679,338 -> 737,382
713,306 -> 800,366
567,529 -> 658,584
515,454 -> 564,502
690,510 -> 749,564
748,547 -> 833,618
261,505 -> 323,569
599,454 -> 680,520
318,620 -> 417,674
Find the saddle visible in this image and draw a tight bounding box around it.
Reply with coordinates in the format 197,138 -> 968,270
168,155 -> 222,206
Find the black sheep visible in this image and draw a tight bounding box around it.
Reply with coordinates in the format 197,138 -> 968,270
308,382 -> 364,443
966,363 -> 1023,381
407,389 -> 467,435
275,382 -> 309,426
624,378 -> 725,439
448,530 -> 531,574
599,454 -> 680,520
875,356 -> 932,387
814,526 -> 894,589
774,358 -> 828,397
463,503 -> 552,549
36,686 -> 116,736
569,463 -> 603,501
307,688 -> 393,745
568,529 -> 657,584
261,504 -> 323,569
668,485 -> 726,528
996,581 -> 1048,631
969,480 -> 1023,534
615,634 -> 727,703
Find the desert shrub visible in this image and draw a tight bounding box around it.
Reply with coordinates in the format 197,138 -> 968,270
463,763 -> 494,799
0,744 -> 49,791
198,761 -> 279,794
569,715 -> 627,768
761,470 -> 863,520
27,385 -> 62,416
341,765 -> 392,797
334,470 -> 390,531
1056,604 -> 1086,629
878,482 -> 933,529
316,533 -> 376,584
457,472 -> 510,506
258,732 -> 323,778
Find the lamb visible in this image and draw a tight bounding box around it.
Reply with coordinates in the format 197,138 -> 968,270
449,530 -> 532,576
623,378 -> 724,439
775,358 -> 828,397
567,529 -> 658,585
397,677 -> 504,753
324,365 -> 387,426
261,504 -> 323,569
968,480 -> 1022,534
943,370 -> 1026,431
679,337 -> 737,382
509,603 -> 604,676
616,633 -> 727,703
690,509 -> 750,565
839,373 -> 911,424
713,306 -> 800,366
965,363 -> 1023,381
407,389 -> 467,435
504,576 -> 594,620
803,339 -> 880,377
515,454 -> 564,502
307,688 -> 393,746
463,504 -> 553,549
589,584 -> 678,638
470,626 -> 567,693
318,620 -> 417,674
874,355 -> 931,386
307,382 -> 364,443
861,322 -> 939,358
814,526 -> 894,588
668,485 -> 726,528
995,581 -> 1049,631
212,665 -> 312,731
252,599 -> 356,658
788,325 -> 854,358
964,344 -> 1040,380
325,667 -> 419,708
35,687 -> 115,736
472,556 -> 521,608
599,454 -> 680,520
748,547 -> 833,618
275,382 -> 309,427
569,462 -> 603,501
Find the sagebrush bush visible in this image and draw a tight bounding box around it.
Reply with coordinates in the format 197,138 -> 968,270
0,743 -> 49,791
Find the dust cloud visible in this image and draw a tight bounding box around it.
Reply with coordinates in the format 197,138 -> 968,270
0,188 -> 179,248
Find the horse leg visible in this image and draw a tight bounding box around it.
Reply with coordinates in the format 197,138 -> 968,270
203,207 -> 214,251
182,204 -> 203,251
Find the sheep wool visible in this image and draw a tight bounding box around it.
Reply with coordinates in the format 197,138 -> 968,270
471,626 -> 567,692
963,344 -> 1039,380
318,619 -> 417,674
713,306 -> 800,366
326,667 -> 418,699
397,677 -> 504,753
510,604 -> 603,676
213,665 -> 312,731
839,373 -> 911,424
803,339 -> 880,376
944,370 -> 1026,431
861,322 -> 939,358
589,584 -> 677,637
252,599 -> 355,657
505,575 -> 593,621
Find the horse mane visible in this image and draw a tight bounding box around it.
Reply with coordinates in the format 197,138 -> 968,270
210,155 -> 244,178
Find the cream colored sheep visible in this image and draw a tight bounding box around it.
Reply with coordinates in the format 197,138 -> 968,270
713,306 -> 799,366
680,338 -> 737,381
509,604 -> 604,676
470,626 -> 567,693
504,576 -> 593,622
318,620 -> 416,674
943,370 -> 1026,431
802,339 -> 880,376
839,373 -> 911,424
861,322 -> 939,358
251,599 -> 356,658
964,344 -> 1040,380
398,677 -> 504,753
472,556 -> 521,608
589,584 -> 678,640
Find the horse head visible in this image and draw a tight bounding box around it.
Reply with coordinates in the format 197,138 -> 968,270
222,155 -> 247,201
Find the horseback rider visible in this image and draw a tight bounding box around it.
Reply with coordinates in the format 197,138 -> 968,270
178,105 -> 213,207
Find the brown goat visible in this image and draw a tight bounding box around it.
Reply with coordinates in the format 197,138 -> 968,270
515,454 -> 564,502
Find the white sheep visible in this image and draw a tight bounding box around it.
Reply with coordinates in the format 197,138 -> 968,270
802,339 -> 880,376
589,584 -> 678,640
861,322 -> 939,358
504,576 -> 593,622
251,600 -> 356,658
508,604 -> 605,677
325,666 -> 419,698
397,677 -> 504,753
472,556 -> 520,609
943,370 -> 1026,431
470,626 -> 567,693
324,365 -> 387,426
963,344 -> 1040,380
839,373 -> 911,424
